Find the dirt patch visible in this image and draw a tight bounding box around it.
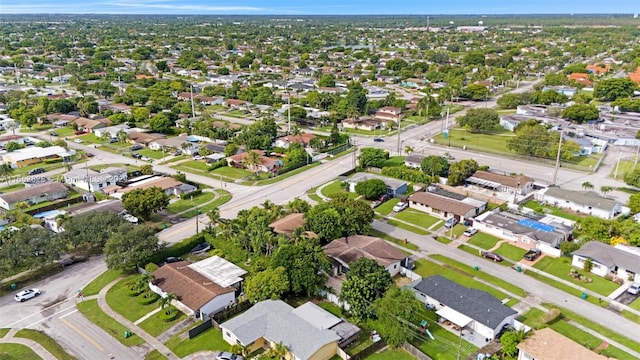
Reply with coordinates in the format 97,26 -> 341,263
594,341 -> 609,352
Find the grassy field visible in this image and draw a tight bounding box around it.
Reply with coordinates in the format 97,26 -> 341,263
630,297 -> 640,311
136,148 -> 165,160
175,160 -> 211,172
166,192 -> 215,214
145,350 -> 168,360
467,232 -> 501,249
76,300 -> 145,346
434,128 -> 514,154
139,309 -> 186,337
321,180 -> 350,198
14,329 -> 77,360
366,349 -> 417,360
387,219 -> 430,235
493,243 -> 528,262
82,270 -> 124,296
181,189 -> 231,218
164,325 -> 230,357
211,166 -> 252,180
0,343 -> 43,359
522,200 -> 584,221
0,183 -> 26,193
382,156 -> 406,167
610,160 -> 638,180
375,198 -> 400,215
394,209 -> 441,229
0,328 -> 9,338
105,276 -> 160,322
533,257 -> 620,297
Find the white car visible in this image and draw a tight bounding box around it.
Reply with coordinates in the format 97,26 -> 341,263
393,202 -> 409,212
73,138 -> 83,143
628,283 -> 640,295
15,288 -> 41,302
463,228 -> 478,237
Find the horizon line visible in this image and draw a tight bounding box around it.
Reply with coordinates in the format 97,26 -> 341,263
0,12 -> 636,16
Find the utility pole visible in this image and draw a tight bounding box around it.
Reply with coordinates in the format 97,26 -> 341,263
614,152 -> 622,180
287,80 -> 291,135
190,85 -> 196,118
634,143 -> 639,170
551,131 -> 563,186
396,117 -> 401,155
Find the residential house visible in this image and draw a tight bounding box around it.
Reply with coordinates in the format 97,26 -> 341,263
499,115 -> 531,131
0,182 -> 68,211
473,210 -> 572,257
102,103 -> 131,114
74,117 -> 108,133
538,187 -> 623,220
628,67 -> 640,83
46,113 -> 77,127
114,176 -> 196,198
273,133 -> 316,149
364,86 -> 389,99
93,124 -> 131,139
222,99 -> 248,109
1,146 -> 74,168
567,73 -> 593,87
586,64 -> 610,75
268,213 -> 305,236
407,191 -> 486,224
149,136 -> 198,155
402,78 -> 426,88
374,106 -> 403,123
63,167 -> 128,192
226,151 -> 280,173
413,275 -> 517,342
569,136 -> 607,155
346,173 -> 407,197
466,170 -> 535,196
323,235 -> 411,277
517,328 -> 609,360
150,256 -> 247,319
542,85 -> 577,98
341,117 -> 384,131
0,135 -> 25,147
128,132 -> 166,146
221,300 -> 360,359
404,154 -> 425,169
571,241 -> 640,283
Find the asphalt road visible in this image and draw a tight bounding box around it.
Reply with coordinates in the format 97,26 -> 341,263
372,220 -> 640,337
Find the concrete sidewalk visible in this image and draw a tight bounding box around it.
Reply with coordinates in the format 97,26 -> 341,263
0,328 -> 58,360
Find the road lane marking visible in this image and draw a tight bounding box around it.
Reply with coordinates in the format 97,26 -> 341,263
5,300 -> 76,328
60,315 -> 105,352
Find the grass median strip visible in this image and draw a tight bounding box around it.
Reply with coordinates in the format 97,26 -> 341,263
0,343 -> 42,359
82,270 -> 124,296
524,270 -> 606,307
14,329 -> 77,360
76,299 -> 145,346
386,219 -> 430,235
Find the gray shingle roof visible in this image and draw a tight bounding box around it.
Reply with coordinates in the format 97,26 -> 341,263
572,241 -> 640,274
221,300 -> 340,359
413,275 -> 516,330
543,187 -> 619,211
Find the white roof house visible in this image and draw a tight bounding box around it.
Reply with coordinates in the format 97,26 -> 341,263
187,255 -> 247,288
1,146 -> 74,168
64,167 -> 128,192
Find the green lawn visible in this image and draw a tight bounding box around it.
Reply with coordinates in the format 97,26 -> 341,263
145,350 -> 168,360
375,198 -> 400,215
435,236 -> 452,244
533,257 -> 620,296
394,209 -> 440,229
610,160 -> 637,181
175,160 -> 211,172
181,190 -> 231,218
167,192 -> 215,214
136,148 -> 165,160
414,258 -> 510,301
387,220 -> 430,235
53,127 -> 75,136
431,254 -> 526,297
0,328 -> 9,338
382,156 -> 406,167
0,183 -> 26,193
78,133 -> 104,144
139,309 -> 186,337
368,229 -> 419,251
0,343 -> 42,359
82,270 -> 124,296
106,275 -> 160,322
522,200 -> 583,221
621,310 -> 640,324
524,270 -> 607,307
467,233 -> 501,249
13,160 -> 65,176
410,307 -> 478,360
630,297 -> 640,311
493,243 -> 528,262
366,349 -> 416,360
21,123 -> 53,132
164,325 -> 230,357
160,155 -> 188,164
76,300 -> 145,346
14,329 -> 77,360
321,180 -> 350,198
433,128 -> 514,154
210,166 -> 252,180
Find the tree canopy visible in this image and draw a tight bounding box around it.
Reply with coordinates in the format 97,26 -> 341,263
104,223 -> 164,271
355,179 -> 387,200
122,187 -> 170,220
456,108 -> 499,133
340,257 -> 392,320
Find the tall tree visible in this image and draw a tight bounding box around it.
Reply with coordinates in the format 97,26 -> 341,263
244,266 -> 289,303
340,258 -> 392,320
270,239 -> 330,296
372,287 -> 424,347
122,187 -> 169,220
104,223 -> 164,271
456,108 -> 499,133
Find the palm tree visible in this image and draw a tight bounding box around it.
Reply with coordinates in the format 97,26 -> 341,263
267,342 -> 289,360
404,145 -> 414,155
244,150 -> 261,172
581,181 -> 594,191
160,292 -> 177,315
207,208 -> 222,236
116,129 -> 128,145
600,186 -> 613,197
0,163 -> 15,182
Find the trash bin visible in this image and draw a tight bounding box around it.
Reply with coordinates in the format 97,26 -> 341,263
581,293 -> 588,300
163,223 -> 168,229
516,266 -> 522,273
474,265 -> 480,271
124,331 -> 131,338
10,283 -> 17,290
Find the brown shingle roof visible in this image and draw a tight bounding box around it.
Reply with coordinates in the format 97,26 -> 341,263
153,261 -> 235,311
121,177 -> 183,193
323,235 -> 407,268
470,170 -> 533,189
408,192 -> 475,216
517,328 -> 611,360
269,213 -> 305,234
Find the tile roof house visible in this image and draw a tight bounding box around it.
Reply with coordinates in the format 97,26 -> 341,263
413,275 -> 517,342
268,213 -> 305,235
74,117 -> 108,132
340,117 -> 385,131
517,328 -> 610,360
628,67 -> 640,83
374,106 -> 403,123
466,170 -> 535,196
323,235 -> 410,277
226,150 -> 280,173
0,182 -> 68,211
407,191 -> 486,223
539,187 -> 623,220
150,256 -> 246,319
571,241 -> 640,283
221,300 -> 359,360
273,133 -> 316,148
128,132 -> 166,146
567,73 -> 593,87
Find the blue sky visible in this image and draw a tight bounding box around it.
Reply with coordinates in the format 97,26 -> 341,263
1,0 -> 635,15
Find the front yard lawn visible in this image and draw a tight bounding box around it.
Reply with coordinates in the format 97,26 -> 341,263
175,160 -> 211,172
321,180 -> 350,198
493,243 -> 527,262
375,198 -> 400,215
82,269 -> 124,296
136,148 -> 165,160
0,343 -> 42,359
366,349 -> 416,360
382,156 -> 406,167
14,329 -> 76,360
106,275 -> 160,322
387,219 -> 430,235
181,189 -> 231,218
522,200 -> 583,221
164,325 -> 230,357
76,299 -> 145,346
467,233 -> 501,249
139,309 -> 186,337
533,257 -> 620,296
393,209 -> 440,229
167,192 -> 215,214
630,297 -> 640,311
210,166 -> 252,180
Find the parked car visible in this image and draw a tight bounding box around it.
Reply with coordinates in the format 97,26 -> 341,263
190,242 -> 211,254
73,138 -> 83,143
131,144 -> 143,151
393,202 -> 409,212
193,155 -> 204,160
75,130 -> 86,135
174,149 -> 182,156
131,152 -> 142,159
216,352 -> 244,360
373,138 -> 384,143
166,256 -> 183,264
463,228 -> 478,237
442,152 -> 455,161
140,156 -> 151,162
378,194 -> 392,203
481,251 -> 503,262
15,288 -> 41,302
86,152 -> 95,157
109,138 -> 118,143
444,218 -> 458,229
28,168 -> 45,175
628,283 -> 640,295
523,249 -> 541,261
49,131 -> 58,136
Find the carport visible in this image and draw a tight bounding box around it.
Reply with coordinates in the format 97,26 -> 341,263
436,306 -> 472,329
